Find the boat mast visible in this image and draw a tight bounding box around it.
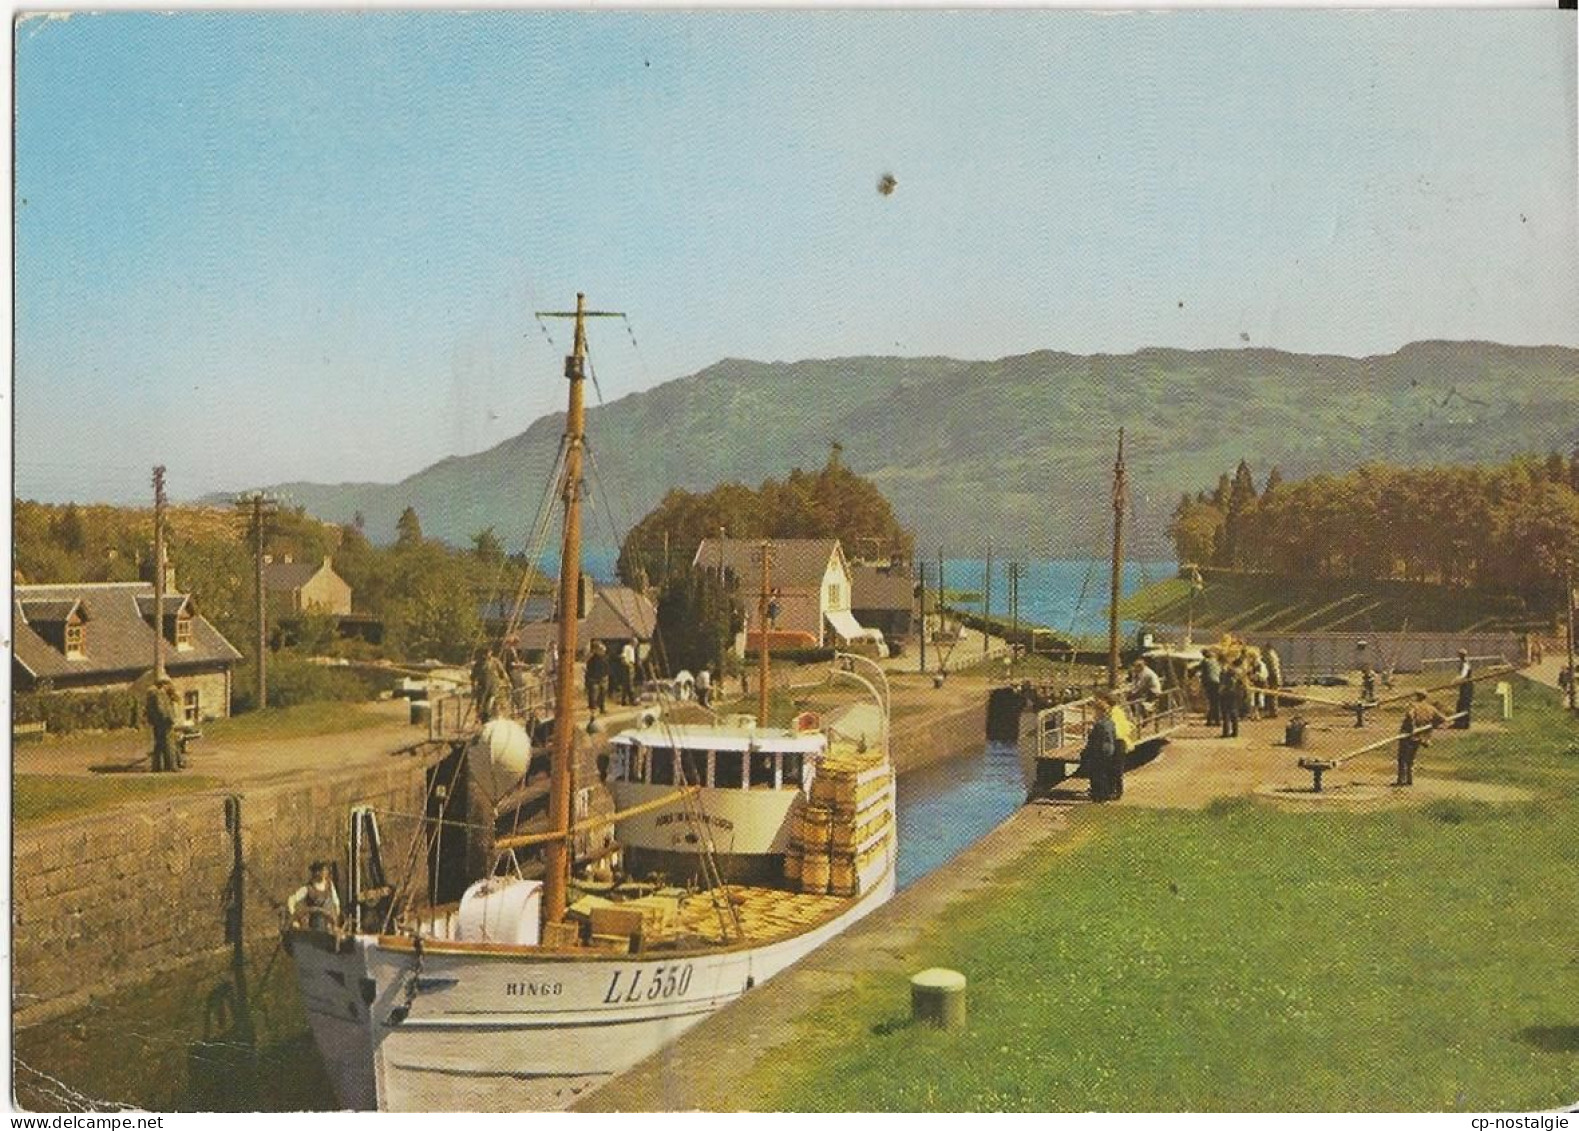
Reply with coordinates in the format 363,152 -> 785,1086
1108,429 -> 1127,690
536,292 -> 621,927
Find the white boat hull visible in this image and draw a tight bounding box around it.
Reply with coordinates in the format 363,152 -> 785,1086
292,866 -> 895,1111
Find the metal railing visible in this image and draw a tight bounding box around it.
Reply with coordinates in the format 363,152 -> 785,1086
1033,686 -> 1188,761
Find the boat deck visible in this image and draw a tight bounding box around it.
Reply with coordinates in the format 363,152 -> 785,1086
672,884 -> 851,945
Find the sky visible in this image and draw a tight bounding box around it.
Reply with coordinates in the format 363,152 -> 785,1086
11,10 -> 1578,504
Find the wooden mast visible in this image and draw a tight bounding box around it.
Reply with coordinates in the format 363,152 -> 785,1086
1108,429 -> 1127,690
536,292 -> 622,927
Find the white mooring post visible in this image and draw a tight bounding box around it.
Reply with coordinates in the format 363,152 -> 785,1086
1495,680 -> 1513,721
911,967 -> 967,1029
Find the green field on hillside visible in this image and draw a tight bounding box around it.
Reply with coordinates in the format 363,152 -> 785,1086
1120,571 -> 1544,635
745,679 -> 1579,1111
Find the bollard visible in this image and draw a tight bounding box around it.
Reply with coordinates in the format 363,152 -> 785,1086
911,967 -> 967,1029
1495,681 -> 1512,721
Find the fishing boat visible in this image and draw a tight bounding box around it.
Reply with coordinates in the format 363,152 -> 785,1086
285,295 -> 897,1111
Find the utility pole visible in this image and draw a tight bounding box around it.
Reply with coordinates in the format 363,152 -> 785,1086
937,547 -> 946,637
1567,562 -> 1576,712
753,541 -> 775,727
1108,429 -> 1127,691
983,538 -> 992,656
152,466 -> 168,681
236,492 -> 276,710
1009,561 -> 1021,677
918,562 -> 927,675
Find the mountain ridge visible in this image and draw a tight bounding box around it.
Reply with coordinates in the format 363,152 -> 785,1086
201,340 -> 1579,557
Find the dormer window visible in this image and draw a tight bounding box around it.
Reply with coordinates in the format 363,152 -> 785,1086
64,620 -> 85,659
175,614 -> 193,650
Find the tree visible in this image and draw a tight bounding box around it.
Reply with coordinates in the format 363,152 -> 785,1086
652,564 -> 737,676
471,526 -> 505,565
395,506 -> 424,549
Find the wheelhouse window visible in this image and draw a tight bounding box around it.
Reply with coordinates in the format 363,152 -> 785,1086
679,748 -> 709,788
713,749 -> 744,789
749,750 -> 776,789
64,621 -> 85,659
780,751 -> 804,790
649,746 -> 676,786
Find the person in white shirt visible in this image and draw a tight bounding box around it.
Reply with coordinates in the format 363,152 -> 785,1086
696,667 -> 712,708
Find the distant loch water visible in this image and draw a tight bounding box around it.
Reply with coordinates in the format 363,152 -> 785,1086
575,551 -> 1175,638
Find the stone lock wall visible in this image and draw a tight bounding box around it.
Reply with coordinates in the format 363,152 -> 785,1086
11,749 -> 445,1026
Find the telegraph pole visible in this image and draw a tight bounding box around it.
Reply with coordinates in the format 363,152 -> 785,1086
983,538 -> 993,656
753,541 -> 775,728
152,466 -> 168,681
1108,429 -> 1127,691
1009,561 -> 1021,677
1567,562 -> 1576,712
918,562 -> 927,675
236,492 -> 276,710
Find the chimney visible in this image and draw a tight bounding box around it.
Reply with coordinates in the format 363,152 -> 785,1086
323,555 -> 333,569
163,563 -> 177,592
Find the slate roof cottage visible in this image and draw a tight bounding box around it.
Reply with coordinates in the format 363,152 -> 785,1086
13,581 -> 243,722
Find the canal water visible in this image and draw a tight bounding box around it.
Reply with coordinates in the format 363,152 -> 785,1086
14,739 -> 1025,1112
895,739 -> 1024,888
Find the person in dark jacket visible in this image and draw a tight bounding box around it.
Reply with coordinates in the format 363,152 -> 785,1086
1220,660 -> 1244,738
1200,648 -> 1222,726
584,642 -> 608,715
145,678 -> 180,772
1081,695 -> 1118,801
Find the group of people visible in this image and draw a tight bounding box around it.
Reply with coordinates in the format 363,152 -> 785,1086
583,639 -> 647,715
1197,644 -> 1282,738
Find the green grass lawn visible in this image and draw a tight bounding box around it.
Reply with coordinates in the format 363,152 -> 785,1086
744,679 -> 1579,1111
202,699 -> 393,742
14,773 -> 219,826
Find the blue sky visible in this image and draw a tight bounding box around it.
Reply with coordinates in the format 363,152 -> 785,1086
13,11 -> 1577,503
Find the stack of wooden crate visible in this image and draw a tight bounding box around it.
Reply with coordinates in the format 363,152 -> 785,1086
788,743 -> 892,897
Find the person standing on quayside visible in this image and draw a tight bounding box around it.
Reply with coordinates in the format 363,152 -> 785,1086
1109,695 -> 1135,800
1220,660 -> 1243,739
584,641 -> 608,716
145,677 -> 180,772
1396,691 -> 1448,786
1454,649 -> 1474,729
1263,643 -> 1282,718
1081,694 -> 1117,802
1200,648 -> 1222,727
620,639 -> 638,705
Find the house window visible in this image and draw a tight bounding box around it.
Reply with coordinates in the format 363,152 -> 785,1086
183,690 -> 200,725
175,615 -> 193,650
826,582 -> 843,609
64,622 -> 85,658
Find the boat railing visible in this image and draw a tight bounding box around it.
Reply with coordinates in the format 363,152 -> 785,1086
1034,686 -> 1188,760
428,674 -> 553,742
